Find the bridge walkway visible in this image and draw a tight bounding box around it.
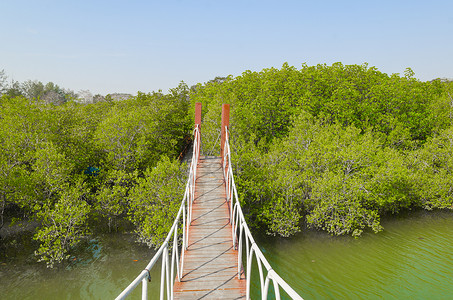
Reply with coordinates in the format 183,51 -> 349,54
173,156 -> 245,299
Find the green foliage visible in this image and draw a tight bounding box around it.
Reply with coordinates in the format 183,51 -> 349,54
2,63 -> 452,263
0,95 -> 51,216
0,82 -> 191,266
48,101 -> 107,171
128,157 -> 186,248
95,169 -> 138,231
428,81 -> 453,132
32,142 -> 74,201
34,181 -> 90,268
410,127 -> 453,209
95,86 -> 190,172
192,62 -> 451,238
308,171 -> 382,237
192,62 -> 439,150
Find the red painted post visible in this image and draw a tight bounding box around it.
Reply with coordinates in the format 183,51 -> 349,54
220,104 -> 230,161
194,102 -> 202,128
194,102 -> 202,163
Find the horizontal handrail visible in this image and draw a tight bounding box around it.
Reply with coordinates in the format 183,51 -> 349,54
222,126 -> 303,300
116,125 -> 201,300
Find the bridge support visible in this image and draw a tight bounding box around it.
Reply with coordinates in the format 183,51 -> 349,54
194,102 -> 202,128
194,102 -> 202,163
220,103 -> 230,160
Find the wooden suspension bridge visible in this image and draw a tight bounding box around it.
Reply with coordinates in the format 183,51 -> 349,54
173,156 -> 245,299
116,103 -> 302,300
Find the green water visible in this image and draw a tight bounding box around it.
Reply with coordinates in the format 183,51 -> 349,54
0,233 -> 162,299
1,210 -> 452,299
255,209 -> 453,299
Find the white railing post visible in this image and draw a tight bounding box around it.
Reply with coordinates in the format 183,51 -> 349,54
245,246 -> 254,299
160,244 -> 166,300
165,246 -> 171,299
237,222 -> 243,278
141,278 -> 148,300
221,126 -> 303,300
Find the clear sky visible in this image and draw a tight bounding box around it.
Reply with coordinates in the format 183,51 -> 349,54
1,0 -> 452,95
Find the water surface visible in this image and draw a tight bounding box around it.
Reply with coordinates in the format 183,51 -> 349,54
1,210 -> 452,299
255,209 -> 453,299
0,233 -> 160,299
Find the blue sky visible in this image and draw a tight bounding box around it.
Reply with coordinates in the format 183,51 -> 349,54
1,0 -> 452,95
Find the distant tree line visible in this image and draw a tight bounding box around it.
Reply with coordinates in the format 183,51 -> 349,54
0,69 -> 133,105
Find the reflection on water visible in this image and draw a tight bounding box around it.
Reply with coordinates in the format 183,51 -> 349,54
255,209 -> 453,299
1,209 -> 452,299
0,233 -> 160,299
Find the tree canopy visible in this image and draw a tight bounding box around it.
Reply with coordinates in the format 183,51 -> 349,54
190,62 -> 453,237
0,82 -> 191,266
2,63 -> 453,267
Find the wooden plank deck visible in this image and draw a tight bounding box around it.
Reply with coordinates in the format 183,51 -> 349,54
173,156 -> 246,299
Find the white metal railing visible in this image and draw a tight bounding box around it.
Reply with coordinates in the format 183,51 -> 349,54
222,127 -> 303,300
115,125 -> 200,300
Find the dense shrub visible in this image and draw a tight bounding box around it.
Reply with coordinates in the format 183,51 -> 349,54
190,63 -> 452,237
